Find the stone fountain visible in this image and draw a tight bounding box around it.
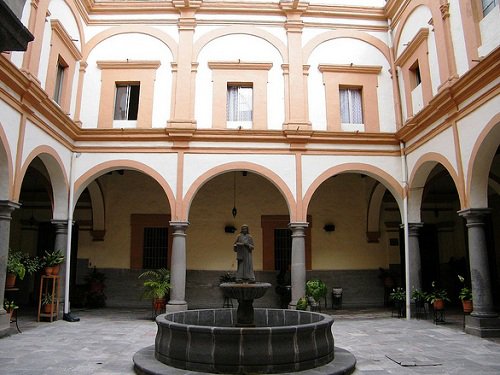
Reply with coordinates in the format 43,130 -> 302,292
133,225 -> 356,374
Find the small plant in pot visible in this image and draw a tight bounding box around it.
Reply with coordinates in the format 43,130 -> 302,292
3,299 -> 19,319
42,249 -> 64,275
6,251 -> 26,288
458,275 -> 473,313
306,279 -> 327,303
427,281 -> 450,311
411,288 -> 428,308
390,287 -> 406,317
296,297 -> 308,311
139,268 -> 171,315
41,293 -> 55,314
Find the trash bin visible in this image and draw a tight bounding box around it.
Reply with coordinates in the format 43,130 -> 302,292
331,287 -> 343,309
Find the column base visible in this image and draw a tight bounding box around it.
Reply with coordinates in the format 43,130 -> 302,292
465,315 -> 500,337
165,300 -> 188,312
0,311 -> 11,338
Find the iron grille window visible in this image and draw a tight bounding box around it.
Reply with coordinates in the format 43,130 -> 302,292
142,227 -> 168,269
274,228 -> 292,271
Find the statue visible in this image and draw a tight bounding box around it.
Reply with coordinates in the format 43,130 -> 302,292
233,224 -> 255,282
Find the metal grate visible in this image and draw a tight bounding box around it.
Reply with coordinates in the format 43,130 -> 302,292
143,227 -> 168,269
274,228 -> 292,271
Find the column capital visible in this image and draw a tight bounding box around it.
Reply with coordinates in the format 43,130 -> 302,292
0,200 -> 21,220
407,222 -> 424,236
170,221 -> 189,232
458,208 -> 492,224
288,222 -> 308,231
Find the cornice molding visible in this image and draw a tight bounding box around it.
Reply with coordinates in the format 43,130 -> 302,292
318,64 -> 382,75
208,61 -> 273,71
394,28 -> 429,66
96,60 -> 161,70
50,20 -> 82,61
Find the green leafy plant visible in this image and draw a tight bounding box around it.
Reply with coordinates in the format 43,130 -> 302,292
389,287 -> 406,302
7,251 -> 26,279
427,281 -> 450,304
296,297 -> 308,311
42,249 -> 64,267
3,299 -> 19,312
411,288 -> 428,302
305,279 -> 327,302
41,293 -> 53,305
22,254 -> 42,274
139,268 -> 171,299
458,275 -> 472,301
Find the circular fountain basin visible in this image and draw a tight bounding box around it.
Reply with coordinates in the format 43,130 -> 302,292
153,308 -> 334,374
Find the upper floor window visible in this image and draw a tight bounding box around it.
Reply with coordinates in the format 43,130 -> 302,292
227,85 -> 253,122
53,60 -> 66,105
340,88 -> 363,124
482,0 -> 498,15
410,62 -> 422,88
114,83 -> 140,121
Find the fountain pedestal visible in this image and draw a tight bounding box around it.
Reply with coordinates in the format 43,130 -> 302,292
220,282 -> 271,326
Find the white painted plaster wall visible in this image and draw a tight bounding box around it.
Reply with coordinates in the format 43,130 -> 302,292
396,6 -> 432,57
301,154 -> 403,202
449,0 -> 470,76
38,19 -> 52,90
0,100 -> 21,170
195,33 -> 285,130
49,0 -> 82,50
73,152 -> 178,198
9,0 -> 32,68
478,4 -> 500,57
183,153 -> 296,199
80,33 -> 173,129
307,37 -> 395,132
406,126 -> 458,180
457,95 -> 500,184
22,121 -> 71,173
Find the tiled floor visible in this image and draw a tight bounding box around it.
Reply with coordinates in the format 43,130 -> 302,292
0,307 -> 499,374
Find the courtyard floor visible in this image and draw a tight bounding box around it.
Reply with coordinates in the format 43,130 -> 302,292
0,307 -> 500,374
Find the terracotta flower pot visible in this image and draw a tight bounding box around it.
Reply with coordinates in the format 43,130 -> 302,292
433,299 -> 445,311
43,303 -> 56,314
462,299 -> 473,313
5,273 -> 16,288
52,264 -> 60,275
44,266 -> 54,276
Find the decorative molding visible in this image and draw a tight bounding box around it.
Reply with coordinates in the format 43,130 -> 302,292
96,60 -> 161,70
318,64 -> 382,75
394,28 -> 429,67
50,20 -> 82,60
208,61 -> 273,71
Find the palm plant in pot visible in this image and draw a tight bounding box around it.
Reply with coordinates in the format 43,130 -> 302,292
41,293 -> 55,314
139,268 -> 171,315
458,275 -> 473,313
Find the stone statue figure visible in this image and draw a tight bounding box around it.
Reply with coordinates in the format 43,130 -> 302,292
233,224 -> 255,282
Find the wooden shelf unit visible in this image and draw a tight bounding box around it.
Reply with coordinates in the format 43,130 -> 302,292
37,275 -> 60,322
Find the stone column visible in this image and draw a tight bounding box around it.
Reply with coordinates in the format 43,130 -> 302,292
166,221 -> 189,312
0,200 -> 20,336
288,222 -> 308,309
408,222 -> 424,292
51,220 -> 68,311
458,209 -> 496,318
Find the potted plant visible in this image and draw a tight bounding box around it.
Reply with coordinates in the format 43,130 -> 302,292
296,297 -> 308,311
6,251 -> 26,288
3,299 -> 19,320
306,279 -> 327,304
427,281 -> 450,311
139,268 -> 171,314
390,287 -> 406,317
411,288 -> 428,307
41,293 -> 55,314
458,275 -> 473,313
42,249 -> 64,275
